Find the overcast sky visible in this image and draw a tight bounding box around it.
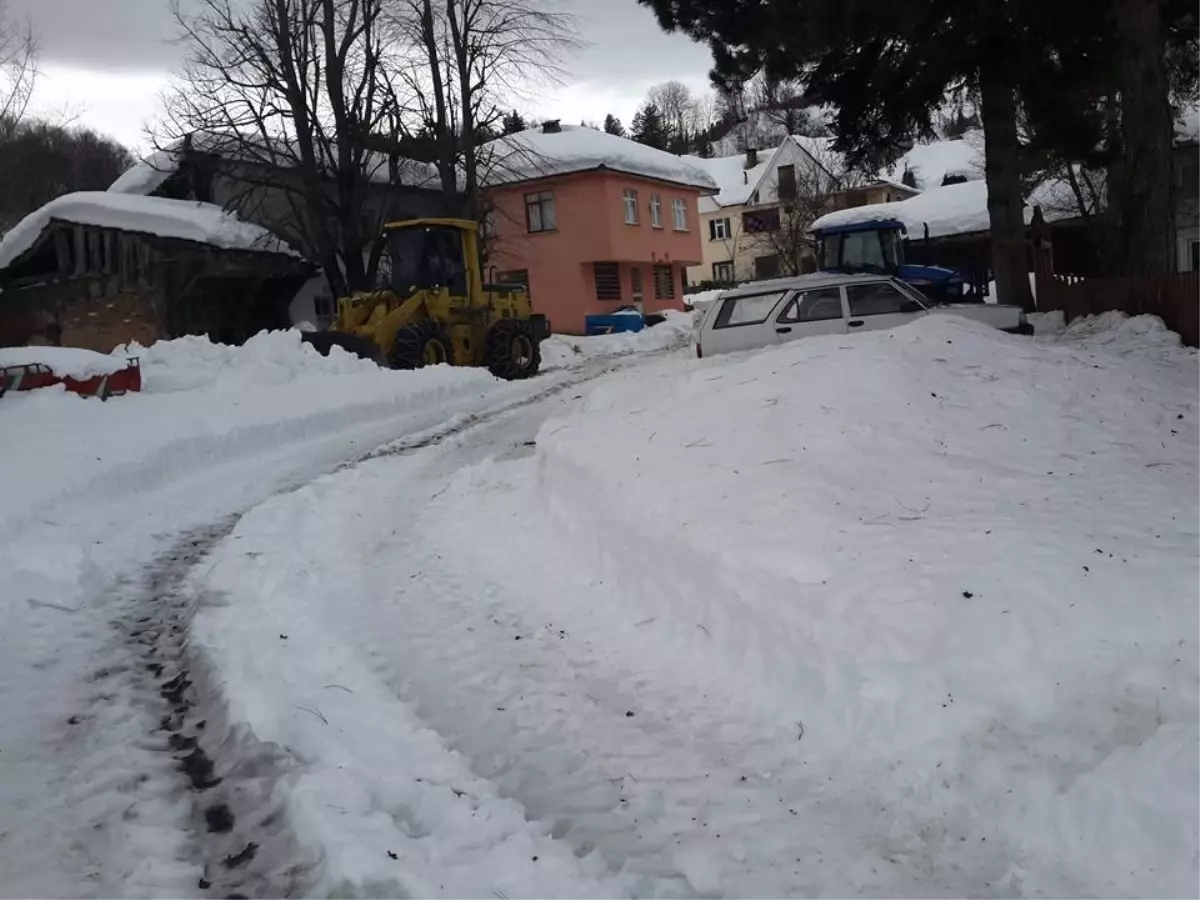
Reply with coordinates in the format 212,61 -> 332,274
16,0 -> 716,153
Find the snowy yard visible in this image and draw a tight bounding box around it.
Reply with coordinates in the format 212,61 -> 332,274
0,314 -> 1196,897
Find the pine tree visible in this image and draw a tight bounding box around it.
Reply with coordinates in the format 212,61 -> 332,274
603,113 -> 625,137
501,110 -> 526,135
631,102 -> 669,150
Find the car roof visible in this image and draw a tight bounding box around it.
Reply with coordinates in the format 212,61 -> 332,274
722,271 -> 896,295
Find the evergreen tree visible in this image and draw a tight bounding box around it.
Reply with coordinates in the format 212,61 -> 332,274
630,102 -> 669,150
501,110 -> 526,135
603,113 -> 625,137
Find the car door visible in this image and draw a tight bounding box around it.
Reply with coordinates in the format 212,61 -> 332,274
701,289 -> 790,354
844,279 -> 928,333
772,286 -> 848,345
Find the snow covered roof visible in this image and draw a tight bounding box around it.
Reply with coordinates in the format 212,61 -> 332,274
484,125 -> 717,192
0,191 -> 300,269
883,135 -> 984,191
683,147 -> 778,213
109,133 -> 441,196
810,177 -> 1078,240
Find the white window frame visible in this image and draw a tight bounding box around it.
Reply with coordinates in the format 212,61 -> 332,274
712,217 -> 730,240
623,188 -> 639,225
672,198 -> 688,231
525,191 -> 556,233
650,194 -> 663,228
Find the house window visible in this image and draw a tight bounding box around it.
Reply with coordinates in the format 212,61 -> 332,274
743,208 -> 780,233
653,265 -> 675,300
672,198 -> 688,231
525,191 -> 556,233
777,164 -> 797,202
593,262 -> 622,300
623,188 -> 639,225
754,255 -> 781,279
709,217 -> 731,240
712,261 -> 734,283
630,267 -> 644,302
650,194 -> 663,228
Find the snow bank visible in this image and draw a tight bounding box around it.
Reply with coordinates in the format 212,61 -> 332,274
0,345 -> 135,378
115,328 -> 380,393
0,192 -> 298,267
1036,310 -> 1196,361
0,332 -> 499,536
540,310 -> 693,369
487,125 -> 717,191
517,315 -> 1197,895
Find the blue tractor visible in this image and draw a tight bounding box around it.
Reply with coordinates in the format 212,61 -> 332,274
812,219 -> 987,302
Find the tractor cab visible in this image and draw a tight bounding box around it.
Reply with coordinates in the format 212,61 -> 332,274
382,221 -> 469,298
815,219 -> 979,302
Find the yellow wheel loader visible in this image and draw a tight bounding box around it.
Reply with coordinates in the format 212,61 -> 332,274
305,218 -> 549,380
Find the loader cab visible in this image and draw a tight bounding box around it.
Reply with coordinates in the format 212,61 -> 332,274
385,223 -> 469,298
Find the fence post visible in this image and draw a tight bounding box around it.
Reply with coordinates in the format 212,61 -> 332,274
1030,207 -> 1053,311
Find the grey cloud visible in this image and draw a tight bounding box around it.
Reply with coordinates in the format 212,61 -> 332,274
15,0 -> 712,86
7,0 -> 183,72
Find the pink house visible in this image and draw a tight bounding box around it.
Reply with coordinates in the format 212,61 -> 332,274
484,124 -> 717,335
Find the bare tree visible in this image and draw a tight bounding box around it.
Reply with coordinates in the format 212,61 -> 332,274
0,2 -> 36,139
647,79 -> 693,151
160,0 -> 424,297
388,0 -> 580,219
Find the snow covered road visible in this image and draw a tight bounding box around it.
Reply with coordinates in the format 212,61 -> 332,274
1,313 -> 1196,898
0,329 -> 672,898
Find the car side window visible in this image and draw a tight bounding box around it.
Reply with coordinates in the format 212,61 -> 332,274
778,287 -> 844,323
713,291 -> 786,328
846,281 -> 914,316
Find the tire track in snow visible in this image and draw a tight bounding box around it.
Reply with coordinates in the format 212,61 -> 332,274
117,519 -> 318,899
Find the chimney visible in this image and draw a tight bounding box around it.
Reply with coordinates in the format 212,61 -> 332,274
542,119 -> 562,134
744,148 -> 758,169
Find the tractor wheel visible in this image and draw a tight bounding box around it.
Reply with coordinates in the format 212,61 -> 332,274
485,318 -> 541,380
389,321 -> 453,370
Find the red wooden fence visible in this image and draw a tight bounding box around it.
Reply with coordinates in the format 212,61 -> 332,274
1036,272 -> 1200,348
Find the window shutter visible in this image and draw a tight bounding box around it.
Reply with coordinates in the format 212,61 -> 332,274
593,262 -> 621,300
708,219 -> 716,240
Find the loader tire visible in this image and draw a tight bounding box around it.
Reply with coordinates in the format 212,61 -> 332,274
389,321 -> 452,370
485,318 -> 540,380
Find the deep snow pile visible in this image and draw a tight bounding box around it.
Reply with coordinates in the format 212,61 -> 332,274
540,311 -> 693,369
519,314 -> 1197,896
1036,310 -> 1196,361
115,328 -> 382,392
0,330 -> 497,535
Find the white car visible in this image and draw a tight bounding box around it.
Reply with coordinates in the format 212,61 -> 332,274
695,272 -> 1032,358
